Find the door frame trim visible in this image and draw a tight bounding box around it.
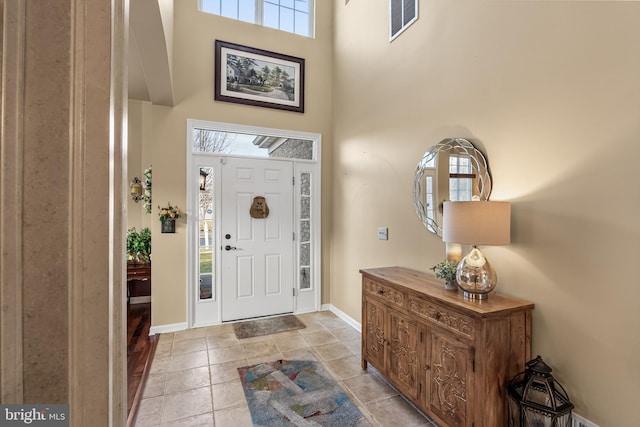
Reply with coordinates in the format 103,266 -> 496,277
185,119 -> 322,327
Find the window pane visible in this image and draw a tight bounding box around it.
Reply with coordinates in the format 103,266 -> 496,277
301,197 -> 310,219
238,0 -> 255,22
221,0 -> 238,19
201,0 -> 221,14
390,0 -> 403,36
294,11 -> 309,36
280,7 -> 294,33
280,0 -> 294,8
300,267 -> 310,289
300,220 -> 310,242
301,172 -> 310,196
300,243 -> 310,266
199,165 -> 214,301
264,2 -> 279,29
404,0 -> 416,26
295,0 -> 309,13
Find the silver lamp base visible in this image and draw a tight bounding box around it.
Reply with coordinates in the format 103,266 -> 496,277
456,246 -> 497,299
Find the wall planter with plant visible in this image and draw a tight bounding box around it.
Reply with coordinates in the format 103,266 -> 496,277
126,227 -> 151,264
158,203 -> 182,233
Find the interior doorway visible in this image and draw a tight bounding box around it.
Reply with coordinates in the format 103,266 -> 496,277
187,120 -> 322,327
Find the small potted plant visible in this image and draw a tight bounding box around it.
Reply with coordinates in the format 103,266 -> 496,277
431,260 -> 459,291
158,202 -> 181,233
126,227 -> 151,263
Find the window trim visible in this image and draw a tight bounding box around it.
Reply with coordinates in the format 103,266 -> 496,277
389,0 -> 418,42
199,0 -> 315,39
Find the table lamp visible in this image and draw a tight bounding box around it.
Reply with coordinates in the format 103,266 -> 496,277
442,201 -> 511,299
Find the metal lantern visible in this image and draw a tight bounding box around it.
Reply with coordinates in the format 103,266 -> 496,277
508,355 -> 574,427
130,177 -> 143,202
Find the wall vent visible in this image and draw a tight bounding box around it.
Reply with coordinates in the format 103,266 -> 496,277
573,413 -> 599,427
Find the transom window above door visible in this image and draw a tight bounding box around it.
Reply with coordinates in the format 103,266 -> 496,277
199,0 -> 314,38
193,128 -> 315,160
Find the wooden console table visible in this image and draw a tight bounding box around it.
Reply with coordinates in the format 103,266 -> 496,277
127,262 -> 151,303
361,266 -> 533,427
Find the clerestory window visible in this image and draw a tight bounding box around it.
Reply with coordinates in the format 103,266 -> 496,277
199,0 -> 314,38
389,0 -> 418,41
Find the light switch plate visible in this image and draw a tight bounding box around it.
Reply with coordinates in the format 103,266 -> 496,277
378,227 -> 388,240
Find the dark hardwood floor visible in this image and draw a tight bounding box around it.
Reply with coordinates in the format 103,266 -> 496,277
127,302 -> 158,426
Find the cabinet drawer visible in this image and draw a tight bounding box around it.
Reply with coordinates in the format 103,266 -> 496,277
408,295 -> 475,340
363,278 -> 406,309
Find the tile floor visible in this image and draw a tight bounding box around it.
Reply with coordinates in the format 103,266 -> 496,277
135,310 -> 439,426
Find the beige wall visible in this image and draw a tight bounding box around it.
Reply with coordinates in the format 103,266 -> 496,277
332,1 -> 640,425
147,0 -> 334,326
127,99 -> 154,231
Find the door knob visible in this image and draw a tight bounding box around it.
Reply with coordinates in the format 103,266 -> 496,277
224,245 -> 237,251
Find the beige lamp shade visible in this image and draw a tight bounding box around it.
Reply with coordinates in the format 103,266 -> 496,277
442,201 -> 511,245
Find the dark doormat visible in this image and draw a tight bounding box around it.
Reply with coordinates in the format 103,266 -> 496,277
233,314 -> 306,339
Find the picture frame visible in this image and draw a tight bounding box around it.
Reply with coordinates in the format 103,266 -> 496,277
214,40 -> 305,113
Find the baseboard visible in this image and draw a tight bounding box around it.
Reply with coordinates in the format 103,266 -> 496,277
129,296 -> 151,304
322,304 -> 361,332
149,322 -> 188,335
573,413 -> 599,427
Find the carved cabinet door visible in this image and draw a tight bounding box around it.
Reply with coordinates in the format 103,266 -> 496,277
426,330 -> 474,427
363,296 -> 387,371
388,311 -> 420,401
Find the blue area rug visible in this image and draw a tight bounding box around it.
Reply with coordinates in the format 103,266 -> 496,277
238,359 -> 370,426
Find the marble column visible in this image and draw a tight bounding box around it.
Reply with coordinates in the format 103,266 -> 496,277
1,1 -> 127,425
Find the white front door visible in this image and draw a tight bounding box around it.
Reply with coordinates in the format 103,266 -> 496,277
220,157 -> 294,321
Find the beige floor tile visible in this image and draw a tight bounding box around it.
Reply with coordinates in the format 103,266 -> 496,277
365,395 -> 431,427
159,412 -> 214,427
297,320 -> 329,334
140,312 -> 433,427
171,338 -> 207,355
214,403 -> 253,427
272,332 -> 310,352
161,386 -> 213,424
205,333 -> 239,349
164,366 -> 211,395
142,373 -> 167,399
211,379 -> 246,410
241,339 -> 279,359
173,328 -> 206,343
208,345 -> 246,364
324,355 -> 367,380
281,347 -> 319,361
344,338 -> 362,357
343,373 -> 399,404
319,316 -> 350,330
136,396 -> 163,427
331,326 -> 361,342
210,359 -> 248,384
167,351 -> 209,372
149,354 -> 172,375
303,330 -> 338,346
202,323 -> 235,337
155,340 -> 173,356
314,342 -> 353,361
237,334 -> 273,344
157,333 -> 174,344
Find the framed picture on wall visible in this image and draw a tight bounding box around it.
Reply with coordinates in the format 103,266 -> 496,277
214,40 -> 305,113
